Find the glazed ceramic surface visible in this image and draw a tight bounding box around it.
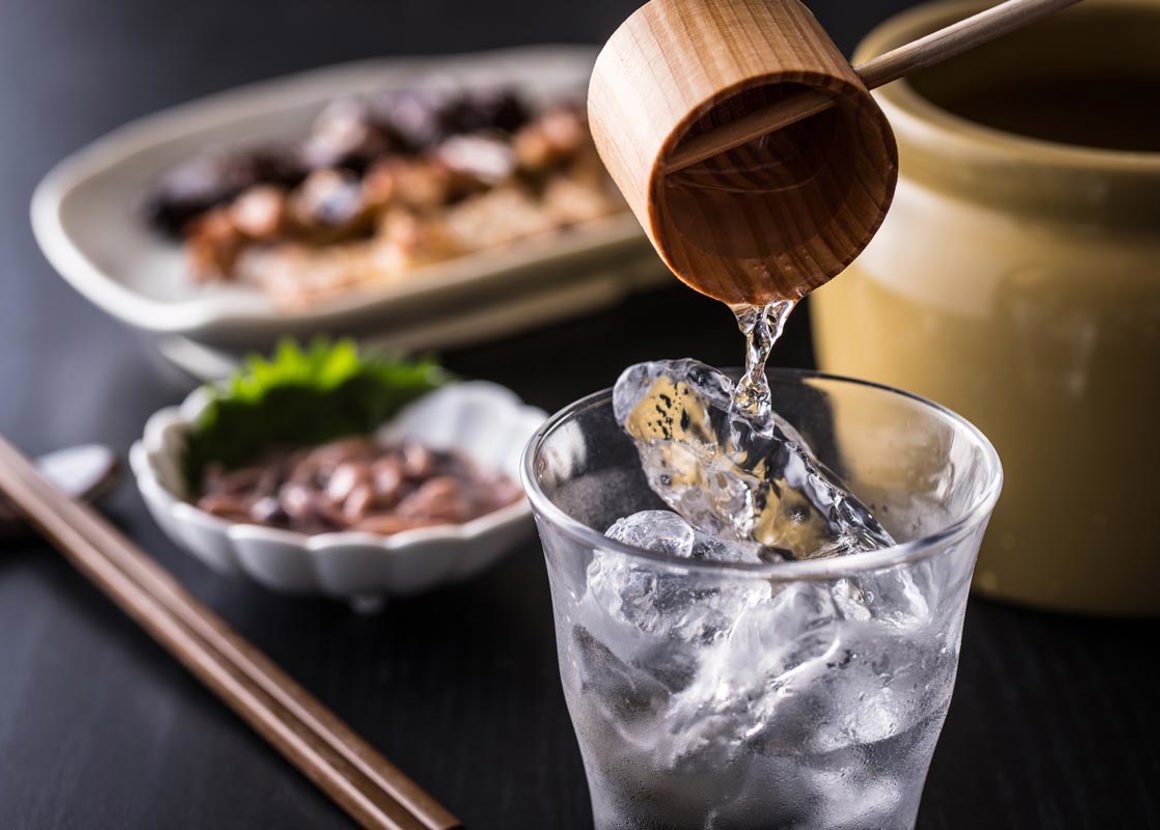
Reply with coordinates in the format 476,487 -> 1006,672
812,0 -> 1160,614
32,46 -> 665,353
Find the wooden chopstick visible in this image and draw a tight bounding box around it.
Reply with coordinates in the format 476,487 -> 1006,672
0,435 -> 462,830
664,0 -> 1083,172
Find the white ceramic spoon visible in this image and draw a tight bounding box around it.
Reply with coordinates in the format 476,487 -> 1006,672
0,444 -> 119,537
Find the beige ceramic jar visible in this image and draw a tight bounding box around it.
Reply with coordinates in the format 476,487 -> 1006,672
811,0 -> 1160,615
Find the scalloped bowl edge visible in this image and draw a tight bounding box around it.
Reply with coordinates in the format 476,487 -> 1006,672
130,381 -> 546,600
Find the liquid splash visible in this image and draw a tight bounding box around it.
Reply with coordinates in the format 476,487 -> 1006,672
612,301 -> 894,560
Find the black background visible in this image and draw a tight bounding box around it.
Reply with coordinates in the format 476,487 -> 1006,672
1,0 -> 1158,827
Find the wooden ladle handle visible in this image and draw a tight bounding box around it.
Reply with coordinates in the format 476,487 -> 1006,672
665,0 -> 1083,172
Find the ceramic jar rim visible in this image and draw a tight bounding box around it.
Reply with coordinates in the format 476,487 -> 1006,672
858,0 -> 1160,220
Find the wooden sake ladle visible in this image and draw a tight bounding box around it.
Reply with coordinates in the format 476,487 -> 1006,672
589,0 -> 1083,306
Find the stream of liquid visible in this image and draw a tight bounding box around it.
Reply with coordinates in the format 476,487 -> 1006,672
731,300 -> 795,427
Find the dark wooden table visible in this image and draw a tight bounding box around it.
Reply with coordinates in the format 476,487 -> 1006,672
1,0 -> 1157,827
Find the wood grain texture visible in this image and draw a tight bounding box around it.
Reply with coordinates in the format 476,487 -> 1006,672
0,437 -> 461,830
665,0 -> 1084,172
589,0 -> 898,306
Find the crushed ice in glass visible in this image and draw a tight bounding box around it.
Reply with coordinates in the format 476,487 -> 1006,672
571,301 -> 946,810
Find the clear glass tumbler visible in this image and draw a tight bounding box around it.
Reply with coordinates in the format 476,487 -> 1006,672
522,369 -> 1002,830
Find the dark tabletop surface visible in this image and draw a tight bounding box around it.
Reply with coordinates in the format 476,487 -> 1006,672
1,0 -> 1158,828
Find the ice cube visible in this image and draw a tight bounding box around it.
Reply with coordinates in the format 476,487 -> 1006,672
586,546 -> 770,646
572,624 -> 667,723
604,508 -> 768,565
612,359 -> 895,560
658,581 -> 845,761
577,551 -> 944,772
605,509 -> 694,558
594,511 -> 772,644
690,529 -> 769,564
856,564 -> 932,631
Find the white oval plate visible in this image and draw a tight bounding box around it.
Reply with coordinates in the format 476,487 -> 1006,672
32,46 -> 664,352
130,381 -> 546,607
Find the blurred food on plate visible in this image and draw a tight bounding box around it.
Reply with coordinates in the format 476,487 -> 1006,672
144,84 -> 626,307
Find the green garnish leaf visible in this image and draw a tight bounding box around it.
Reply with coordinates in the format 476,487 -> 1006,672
182,338 -> 449,490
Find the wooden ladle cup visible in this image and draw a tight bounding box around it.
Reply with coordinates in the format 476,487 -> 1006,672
588,0 -> 899,306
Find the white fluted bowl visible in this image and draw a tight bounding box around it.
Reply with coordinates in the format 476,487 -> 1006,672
130,381 -> 545,606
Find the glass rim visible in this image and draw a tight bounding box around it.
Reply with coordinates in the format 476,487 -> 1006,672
520,367 -> 1003,581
